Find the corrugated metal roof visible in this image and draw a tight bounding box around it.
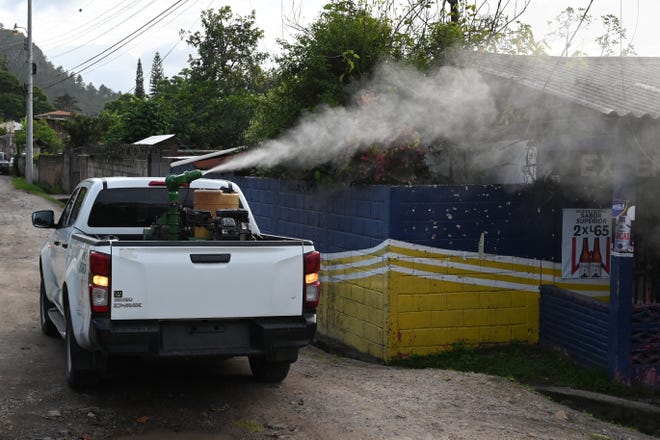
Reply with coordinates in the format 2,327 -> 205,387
462,53 -> 660,119
132,134 -> 176,145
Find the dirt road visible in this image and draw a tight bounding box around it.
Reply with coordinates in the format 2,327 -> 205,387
0,175 -> 652,440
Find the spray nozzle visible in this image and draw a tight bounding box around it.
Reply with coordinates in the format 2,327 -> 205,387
165,170 -> 203,192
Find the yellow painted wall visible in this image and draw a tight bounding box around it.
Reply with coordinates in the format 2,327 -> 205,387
387,272 -> 539,360
317,239 -> 607,363
317,250 -> 389,360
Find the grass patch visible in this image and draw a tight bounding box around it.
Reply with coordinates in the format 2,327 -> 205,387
12,177 -> 65,207
391,342 -> 658,400
232,419 -> 264,433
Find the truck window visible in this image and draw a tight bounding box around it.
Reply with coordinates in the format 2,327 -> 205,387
57,187 -> 88,228
87,188 -> 196,228
68,187 -> 89,226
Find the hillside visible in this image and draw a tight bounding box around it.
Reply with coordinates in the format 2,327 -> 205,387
0,27 -> 121,116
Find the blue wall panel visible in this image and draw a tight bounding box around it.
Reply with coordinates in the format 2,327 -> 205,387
226,175 -> 389,254
388,184 -> 559,260
540,285 -> 609,369
224,176 -> 566,260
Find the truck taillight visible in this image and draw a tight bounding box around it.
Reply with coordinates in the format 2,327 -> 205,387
89,251 -> 110,314
304,251 -> 321,310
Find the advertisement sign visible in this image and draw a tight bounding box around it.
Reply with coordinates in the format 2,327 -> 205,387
612,200 -> 634,256
562,209 -> 611,279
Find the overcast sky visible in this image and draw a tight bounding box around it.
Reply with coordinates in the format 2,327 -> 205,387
1,0 -> 659,94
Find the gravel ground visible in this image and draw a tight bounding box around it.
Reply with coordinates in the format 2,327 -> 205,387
0,174 -> 653,440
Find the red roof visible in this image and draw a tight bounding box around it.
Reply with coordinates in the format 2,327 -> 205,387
35,110 -> 73,120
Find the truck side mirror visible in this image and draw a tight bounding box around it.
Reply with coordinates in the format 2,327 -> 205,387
32,210 -> 55,228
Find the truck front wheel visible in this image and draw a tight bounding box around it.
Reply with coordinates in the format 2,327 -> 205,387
249,356 -> 291,383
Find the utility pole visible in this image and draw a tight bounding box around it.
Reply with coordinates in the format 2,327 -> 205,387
26,0 -> 33,184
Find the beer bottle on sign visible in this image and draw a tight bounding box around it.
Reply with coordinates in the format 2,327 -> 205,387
591,237 -> 602,277
615,216 -> 630,252
579,237 -> 590,278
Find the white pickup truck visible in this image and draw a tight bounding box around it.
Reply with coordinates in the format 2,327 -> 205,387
32,171 -> 320,388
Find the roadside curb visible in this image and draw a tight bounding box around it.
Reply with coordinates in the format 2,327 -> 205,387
535,386 -> 660,437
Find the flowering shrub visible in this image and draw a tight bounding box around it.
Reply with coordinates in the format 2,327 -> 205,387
348,144 -> 431,185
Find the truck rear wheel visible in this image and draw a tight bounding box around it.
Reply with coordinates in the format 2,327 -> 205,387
249,356 -> 291,383
39,277 -> 58,337
64,306 -> 99,388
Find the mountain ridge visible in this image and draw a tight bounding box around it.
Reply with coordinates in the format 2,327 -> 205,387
0,26 -> 121,116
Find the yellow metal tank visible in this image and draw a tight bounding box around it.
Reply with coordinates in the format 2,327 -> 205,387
193,190 -> 240,238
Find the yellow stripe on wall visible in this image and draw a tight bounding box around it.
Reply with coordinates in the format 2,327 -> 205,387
317,239 -> 609,362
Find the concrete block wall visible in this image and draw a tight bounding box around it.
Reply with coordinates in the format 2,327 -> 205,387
319,264 -> 389,360
85,145 -> 156,178
37,145 -> 167,192
390,184 -> 559,260
226,175 -> 554,362
36,155 -> 64,191
386,241 -> 541,360
87,157 -> 149,178
227,176 -> 390,252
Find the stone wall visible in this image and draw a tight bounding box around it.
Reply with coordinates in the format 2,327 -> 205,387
37,145 -> 171,192
36,155 -> 63,192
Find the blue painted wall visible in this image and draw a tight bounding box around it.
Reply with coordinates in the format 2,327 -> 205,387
540,285 -> 609,369
389,184 -> 560,260
223,175 -> 563,260
631,305 -> 660,385
226,175 -> 390,253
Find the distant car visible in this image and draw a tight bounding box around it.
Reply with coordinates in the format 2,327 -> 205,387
0,158 -> 9,174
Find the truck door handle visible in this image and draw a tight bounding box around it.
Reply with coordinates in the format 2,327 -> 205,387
190,254 -> 231,264
53,241 -> 60,246
61,243 -> 68,249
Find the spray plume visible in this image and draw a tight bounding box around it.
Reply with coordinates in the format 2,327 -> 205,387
206,63 -> 497,175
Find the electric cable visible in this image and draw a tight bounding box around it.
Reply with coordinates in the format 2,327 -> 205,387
68,0 -> 186,72
52,0 -> 156,58
520,0 -> 595,182
43,0 -> 192,90
85,0 -> 204,86
44,0 -> 142,51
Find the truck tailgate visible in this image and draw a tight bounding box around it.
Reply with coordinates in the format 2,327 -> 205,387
109,243 -> 304,320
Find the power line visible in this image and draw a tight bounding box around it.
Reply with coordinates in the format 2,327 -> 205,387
44,0 -> 192,90
52,0 -> 156,58
43,0 -> 142,51
69,0 -> 188,72
88,0 -> 205,80
560,0 -> 595,57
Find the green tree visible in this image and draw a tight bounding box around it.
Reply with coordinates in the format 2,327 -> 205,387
544,6 -> 593,56
185,7 -> 267,88
247,1 -> 393,143
160,6 -> 267,148
33,87 -> 55,115
62,113 -> 113,147
0,69 -> 25,120
15,118 -> 63,153
135,58 -> 145,98
104,96 -> 171,144
149,52 -> 165,96
408,1 -> 543,68
596,14 -> 635,56
0,67 -> 52,120
54,93 -> 81,112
